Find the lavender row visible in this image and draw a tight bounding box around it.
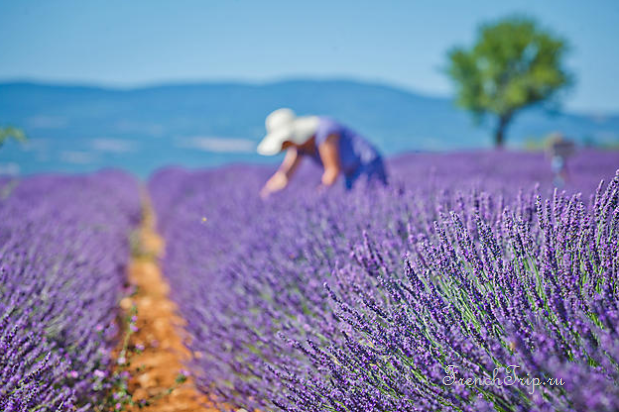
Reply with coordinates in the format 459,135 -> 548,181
0,171 -> 141,411
150,150 -> 619,411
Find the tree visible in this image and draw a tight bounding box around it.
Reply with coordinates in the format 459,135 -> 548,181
0,126 -> 27,149
447,16 -> 572,147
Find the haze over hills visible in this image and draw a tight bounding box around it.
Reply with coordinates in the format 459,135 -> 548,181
0,79 -> 618,177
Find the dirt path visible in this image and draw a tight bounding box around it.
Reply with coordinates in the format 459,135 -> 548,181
121,199 -> 218,412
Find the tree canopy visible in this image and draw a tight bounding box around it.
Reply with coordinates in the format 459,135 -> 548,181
447,16 -> 572,147
0,127 -> 27,148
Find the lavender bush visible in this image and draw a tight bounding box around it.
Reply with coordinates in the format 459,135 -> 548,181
150,150 -> 619,412
0,171 -> 140,411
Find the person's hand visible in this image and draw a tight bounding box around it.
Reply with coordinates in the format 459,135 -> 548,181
259,186 -> 271,199
260,172 -> 288,199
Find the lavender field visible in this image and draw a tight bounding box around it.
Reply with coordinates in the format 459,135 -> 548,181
2,150 -> 619,411
150,150 -> 619,412
0,172 -> 140,411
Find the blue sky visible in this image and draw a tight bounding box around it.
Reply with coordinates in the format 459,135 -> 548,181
1,0 -> 618,113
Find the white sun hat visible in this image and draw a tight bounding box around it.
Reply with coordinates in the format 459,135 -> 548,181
256,108 -> 320,155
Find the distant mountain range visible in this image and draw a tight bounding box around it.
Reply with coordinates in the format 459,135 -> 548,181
0,79 -> 618,177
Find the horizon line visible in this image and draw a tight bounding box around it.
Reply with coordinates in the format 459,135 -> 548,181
0,75 -> 448,96
0,75 -> 617,117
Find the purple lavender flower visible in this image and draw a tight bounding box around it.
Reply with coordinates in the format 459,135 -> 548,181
150,151 -> 619,412
1,171 -> 140,411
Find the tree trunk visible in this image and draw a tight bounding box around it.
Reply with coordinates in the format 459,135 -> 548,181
495,126 -> 505,148
494,114 -> 511,148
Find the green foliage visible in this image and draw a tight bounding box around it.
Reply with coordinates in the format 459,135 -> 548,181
0,126 -> 27,148
447,16 -> 572,147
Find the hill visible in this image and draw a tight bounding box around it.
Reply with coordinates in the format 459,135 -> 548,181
0,79 -> 617,177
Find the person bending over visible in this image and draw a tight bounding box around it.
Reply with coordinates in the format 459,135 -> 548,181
257,108 -> 387,198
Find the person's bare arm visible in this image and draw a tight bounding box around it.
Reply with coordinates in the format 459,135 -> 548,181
280,147 -> 304,178
318,134 -> 341,187
260,148 -> 303,198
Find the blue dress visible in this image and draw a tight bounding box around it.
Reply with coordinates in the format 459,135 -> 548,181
305,117 -> 387,189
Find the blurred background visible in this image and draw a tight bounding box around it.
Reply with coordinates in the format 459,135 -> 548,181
0,0 -> 618,178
